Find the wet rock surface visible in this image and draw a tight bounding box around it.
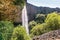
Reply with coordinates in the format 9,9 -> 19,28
33,29 -> 60,40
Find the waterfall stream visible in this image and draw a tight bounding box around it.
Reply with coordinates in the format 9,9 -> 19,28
22,5 -> 29,35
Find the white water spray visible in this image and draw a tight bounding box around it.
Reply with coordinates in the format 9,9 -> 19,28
22,5 -> 29,35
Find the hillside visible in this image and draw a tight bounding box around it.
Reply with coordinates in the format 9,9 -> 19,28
27,3 -> 60,21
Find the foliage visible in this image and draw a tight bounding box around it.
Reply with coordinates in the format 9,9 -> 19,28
30,12 -> 60,37
29,20 -> 37,31
0,21 -> 14,40
30,23 -> 46,37
35,14 -> 46,23
13,0 -> 25,7
45,12 -> 60,30
0,0 -> 25,22
11,25 -> 30,40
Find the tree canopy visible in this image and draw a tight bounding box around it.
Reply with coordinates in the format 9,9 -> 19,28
0,0 -> 25,22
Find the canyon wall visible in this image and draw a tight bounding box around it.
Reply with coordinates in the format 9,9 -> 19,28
26,3 -> 60,21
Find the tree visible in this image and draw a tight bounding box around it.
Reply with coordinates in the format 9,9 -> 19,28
30,23 -> 46,37
35,14 -> 46,23
11,25 -> 30,40
30,12 -> 60,37
29,20 -> 37,32
0,0 -> 25,22
45,12 -> 60,30
0,21 -> 14,40
13,0 -> 25,7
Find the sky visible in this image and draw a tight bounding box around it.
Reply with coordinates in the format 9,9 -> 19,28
27,0 -> 60,8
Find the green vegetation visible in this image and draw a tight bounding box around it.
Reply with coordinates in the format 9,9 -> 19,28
30,24 -> 46,37
35,14 -> 46,23
29,14 -> 46,33
29,20 -> 37,31
45,12 -> 60,30
11,25 -> 30,40
0,0 -> 31,40
30,12 -> 60,37
0,21 -> 14,40
13,0 -> 25,6
0,0 -> 60,40
0,21 -> 30,40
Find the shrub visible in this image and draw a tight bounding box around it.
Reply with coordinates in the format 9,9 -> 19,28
35,14 -> 46,23
29,20 -> 37,32
30,12 -> 60,37
45,12 -> 60,30
0,21 -> 14,40
30,23 -> 46,37
11,25 -> 30,40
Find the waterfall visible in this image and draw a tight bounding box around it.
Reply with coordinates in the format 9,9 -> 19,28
22,5 -> 29,35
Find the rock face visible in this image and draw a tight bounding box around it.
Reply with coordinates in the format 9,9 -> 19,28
33,30 -> 60,40
17,3 -> 60,23
26,3 -> 60,21
26,3 -> 38,21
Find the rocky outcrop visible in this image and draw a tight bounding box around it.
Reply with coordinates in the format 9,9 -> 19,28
33,30 -> 60,40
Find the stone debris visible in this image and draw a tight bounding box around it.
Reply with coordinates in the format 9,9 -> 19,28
33,29 -> 60,40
